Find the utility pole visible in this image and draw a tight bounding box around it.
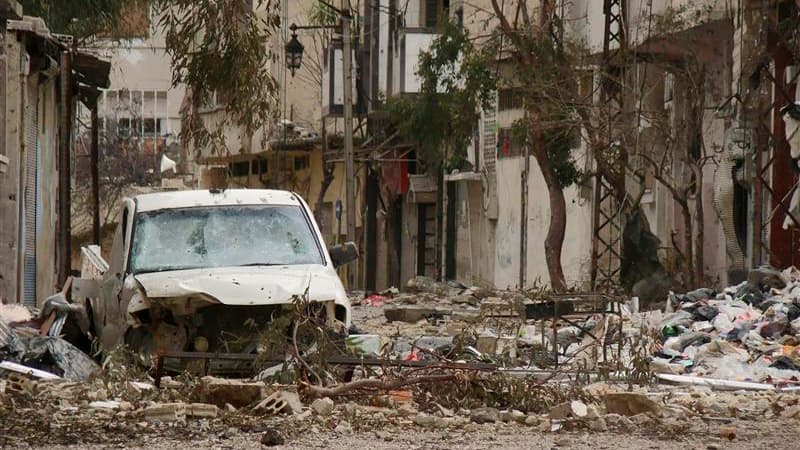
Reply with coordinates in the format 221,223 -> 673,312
342,8 -> 355,244
341,1 -> 357,286
58,50 -> 72,285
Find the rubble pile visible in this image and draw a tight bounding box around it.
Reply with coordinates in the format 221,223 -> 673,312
650,266 -> 800,387
6,272 -> 800,446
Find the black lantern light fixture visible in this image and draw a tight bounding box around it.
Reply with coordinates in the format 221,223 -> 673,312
285,24 -> 304,77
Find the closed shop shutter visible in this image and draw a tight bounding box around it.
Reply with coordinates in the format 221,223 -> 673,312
22,95 -> 37,307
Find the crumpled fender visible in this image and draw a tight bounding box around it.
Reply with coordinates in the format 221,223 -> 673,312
126,289 -> 151,327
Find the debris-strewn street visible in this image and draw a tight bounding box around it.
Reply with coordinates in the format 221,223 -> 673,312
5,267 -> 800,449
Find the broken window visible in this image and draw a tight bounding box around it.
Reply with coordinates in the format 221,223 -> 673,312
229,161 -> 250,177
497,127 -> 523,158
498,88 -> 524,111
129,205 -> 324,274
294,155 -> 310,171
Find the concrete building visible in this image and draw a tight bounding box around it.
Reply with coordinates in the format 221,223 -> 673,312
0,8 -> 110,306
187,0 -> 369,287
359,0 -> 800,294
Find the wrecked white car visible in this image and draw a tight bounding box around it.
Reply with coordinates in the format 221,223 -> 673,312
73,189 -> 356,371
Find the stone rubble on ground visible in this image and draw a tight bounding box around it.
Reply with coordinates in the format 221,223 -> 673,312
6,272 -> 800,447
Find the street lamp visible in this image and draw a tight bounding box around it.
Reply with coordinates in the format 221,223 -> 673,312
285,25 -> 304,77
284,2 -> 357,288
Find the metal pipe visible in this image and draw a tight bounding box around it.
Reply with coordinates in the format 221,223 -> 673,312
91,103 -> 100,244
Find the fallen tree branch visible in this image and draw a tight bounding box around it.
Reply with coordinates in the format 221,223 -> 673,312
302,374 -> 457,398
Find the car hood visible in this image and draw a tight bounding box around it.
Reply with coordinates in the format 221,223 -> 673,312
133,265 -> 347,306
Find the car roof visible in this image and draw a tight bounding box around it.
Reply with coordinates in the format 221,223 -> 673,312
133,189 -> 304,212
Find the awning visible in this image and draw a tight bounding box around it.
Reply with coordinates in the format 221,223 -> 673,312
73,51 -> 111,90
408,174 -> 437,204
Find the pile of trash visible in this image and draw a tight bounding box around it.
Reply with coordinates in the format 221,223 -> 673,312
0,295 -> 99,382
651,266 -> 800,387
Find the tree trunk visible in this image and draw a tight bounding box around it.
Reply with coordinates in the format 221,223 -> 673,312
694,166 -> 705,286
315,118 -> 334,228
681,201 -> 695,288
314,165 -> 335,226
531,116 -> 567,292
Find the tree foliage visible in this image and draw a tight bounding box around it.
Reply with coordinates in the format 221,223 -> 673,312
19,0 -> 149,41
153,0 -> 281,156
386,22 -> 495,168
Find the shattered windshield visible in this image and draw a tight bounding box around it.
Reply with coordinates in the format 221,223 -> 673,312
129,205 -> 323,273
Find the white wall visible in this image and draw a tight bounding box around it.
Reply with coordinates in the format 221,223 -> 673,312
402,32 -> 437,93
493,156 -> 593,290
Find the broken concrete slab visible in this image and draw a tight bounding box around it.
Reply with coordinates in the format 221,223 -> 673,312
143,402 -> 219,422
252,389 -> 302,415
603,392 -> 662,417
198,376 -> 265,407
186,403 -> 219,418
143,403 -> 186,422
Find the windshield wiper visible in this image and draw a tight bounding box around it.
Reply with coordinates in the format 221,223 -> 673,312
239,262 -> 283,267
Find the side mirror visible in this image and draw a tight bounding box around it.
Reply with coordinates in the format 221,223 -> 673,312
329,242 -> 358,268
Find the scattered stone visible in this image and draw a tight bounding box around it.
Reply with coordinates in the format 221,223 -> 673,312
524,415 -> 541,426
334,421 -> 353,434
583,382 -> 613,397
199,376 -> 264,408
397,402 -> 418,417
470,407 -> 500,424
128,381 -> 156,392
550,402 -> 572,420
143,403 -> 186,422
500,409 -> 525,423
88,400 -> 121,410
374,431 -> 393,442
781,405 -> 800,418
587,417 -> 608,432
452,294 -> 479,306
571,400 -> 588,418
261,429 -> 284,446
311,397 -> 334,416
413,413 -> 438,427
384,306 -> 437,323
603,392 -> 661,417
719,425 -> 737,441
224,403 -> 237,413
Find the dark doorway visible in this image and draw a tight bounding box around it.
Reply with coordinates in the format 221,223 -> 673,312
445,182 -> 457,280
365,167 -> 379,292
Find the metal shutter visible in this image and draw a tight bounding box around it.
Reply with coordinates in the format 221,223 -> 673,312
22,95 -> 37,307
482,92 -> 498,219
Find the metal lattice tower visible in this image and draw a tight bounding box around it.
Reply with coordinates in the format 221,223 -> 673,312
591,0 -> 627,292
750,1 -> 800,268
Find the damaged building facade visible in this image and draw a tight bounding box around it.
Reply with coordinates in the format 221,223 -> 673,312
0,4 -> 110,307
353,0 -> 800,293
177,0 -> 800,294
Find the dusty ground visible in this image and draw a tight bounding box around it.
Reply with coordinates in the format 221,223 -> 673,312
10,419 -> 791,450
4,290 -> 800,449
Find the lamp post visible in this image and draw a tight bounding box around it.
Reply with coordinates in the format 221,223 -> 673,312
286,2 -> 357,287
